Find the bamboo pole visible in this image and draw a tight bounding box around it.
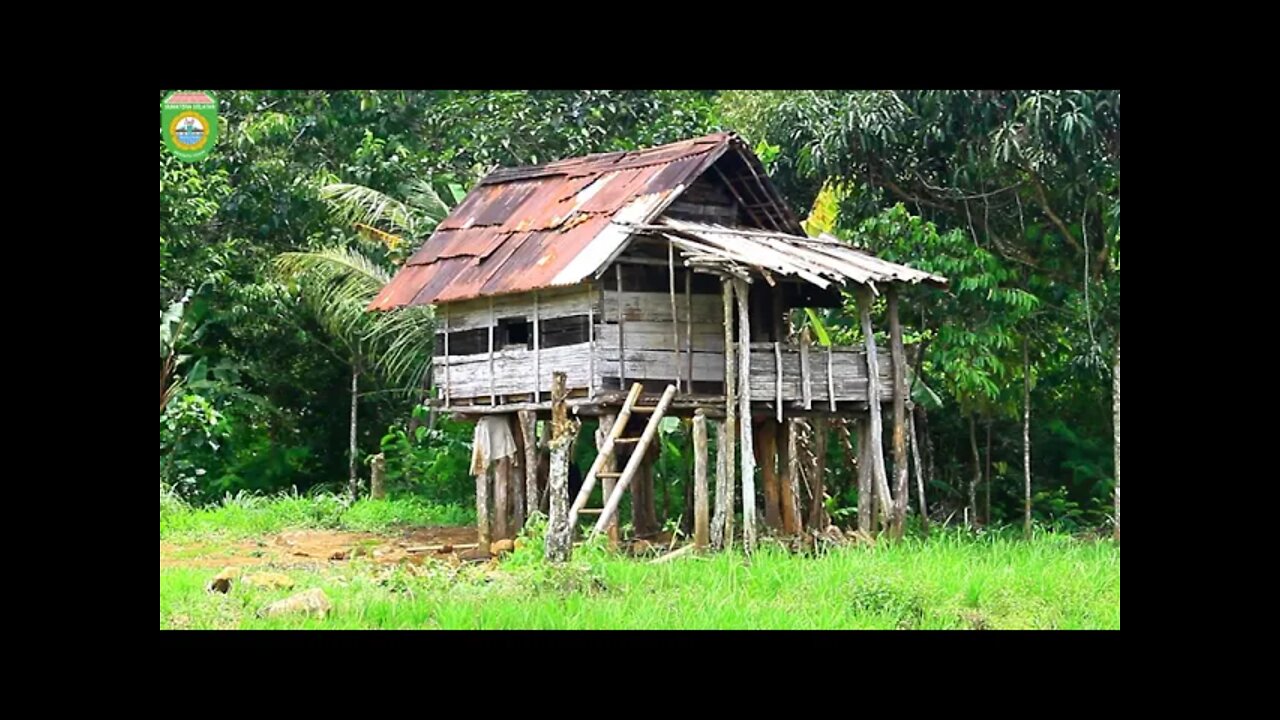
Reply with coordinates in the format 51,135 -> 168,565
616,265 -> 626,388
488,299 -> 495,405
909,407 -> 929,535
686,270 -> 694,391
808,417 -> 828,530
735,278 -> 756,553
591,384 -> 678,539
443,306 -> 451,410
800,326 -> 812,410
693,410 -> 710,549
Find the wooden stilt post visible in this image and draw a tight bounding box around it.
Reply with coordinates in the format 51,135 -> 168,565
784,418 -> 801,535
476,455 -> 492,551
713,280 -> 737,551
889,288 -> 909,539
856,415 -> 872,532
759,419 -> 781,531
856,286 -> 891,527
519,410 -> 540,519
808,418 -> 828,530
545,372 -> 574,562
669,241 -> 681,393
494,453 -> 509,541
597,413 -> 620,548
509,414 -> 525,534
735,278 -> 756,553
693,409 -> 710,549
712,419 -> 729,550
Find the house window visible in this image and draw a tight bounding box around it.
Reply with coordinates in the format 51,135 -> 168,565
498,317 -> 531,349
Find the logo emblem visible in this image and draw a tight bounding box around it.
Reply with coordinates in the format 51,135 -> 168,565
162,91 -> 219,162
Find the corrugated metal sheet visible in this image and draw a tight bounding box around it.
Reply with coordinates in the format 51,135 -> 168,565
371,132 -> 737,309
655,219 -> 948,291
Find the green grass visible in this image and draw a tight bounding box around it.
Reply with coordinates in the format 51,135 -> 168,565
159,523 -> 1119,630
159,488 -> 474,541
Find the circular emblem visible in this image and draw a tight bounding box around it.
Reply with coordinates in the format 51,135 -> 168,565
169,111 -> 210,152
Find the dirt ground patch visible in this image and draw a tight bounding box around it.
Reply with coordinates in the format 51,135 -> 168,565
160,526 -> 481,570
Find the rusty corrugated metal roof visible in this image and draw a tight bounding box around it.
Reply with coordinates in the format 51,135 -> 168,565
371,133 -> 742,309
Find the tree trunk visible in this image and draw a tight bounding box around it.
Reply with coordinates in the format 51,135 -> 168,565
984,420 -> 992,526
1023,338 -> 1033,540
1113,333 -> 1120,543
370,453 -> 386,500
968,414 -> 980,528
545,372 -> 573,562
888,289 -> 909,539
349,365 -> 359,498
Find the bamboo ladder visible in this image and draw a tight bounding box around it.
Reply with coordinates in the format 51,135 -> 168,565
568,382 -> 678,539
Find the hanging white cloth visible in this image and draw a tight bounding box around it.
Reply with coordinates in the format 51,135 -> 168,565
470,416 -> 517,476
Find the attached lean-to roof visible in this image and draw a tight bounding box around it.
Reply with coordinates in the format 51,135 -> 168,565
371,133 -> 748,309
648,218 -> 948,291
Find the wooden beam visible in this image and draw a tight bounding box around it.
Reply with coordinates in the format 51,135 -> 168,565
669,240 -> 681,393
487,299 -> 495,405
735,278 -> 756,553
693,410 -> 710,549
443,306 -> 451,410
685,270 -> 693,392
827,345 -> 836,412
800,326 -> 812,410
587,284 -> 595,398
774,340 -> 783,423
616,265 -> 626,389
889,289 -> 909,540
533,292 -> 541,403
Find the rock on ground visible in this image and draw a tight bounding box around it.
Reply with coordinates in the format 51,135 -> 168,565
258,588 -> 333,619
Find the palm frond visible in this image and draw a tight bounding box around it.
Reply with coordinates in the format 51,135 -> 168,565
273,247 -> 434,391
402,178 -> 453,229
320,183 -> 417,239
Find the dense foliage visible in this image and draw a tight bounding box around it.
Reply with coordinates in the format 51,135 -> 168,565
160,90 -> 1117,533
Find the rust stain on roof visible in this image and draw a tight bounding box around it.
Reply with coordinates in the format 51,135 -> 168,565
371,132 -> 738,309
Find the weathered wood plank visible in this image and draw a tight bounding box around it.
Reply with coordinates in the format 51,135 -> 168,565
438,285 -> 595,332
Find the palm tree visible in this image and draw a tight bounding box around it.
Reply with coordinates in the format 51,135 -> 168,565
274,178 -> 461,496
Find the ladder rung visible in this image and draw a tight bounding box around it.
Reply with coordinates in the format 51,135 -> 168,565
632,407 -> 657,414
614,437 -> 641,444
598,471 -> 622,478
578,508 -> 603,515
